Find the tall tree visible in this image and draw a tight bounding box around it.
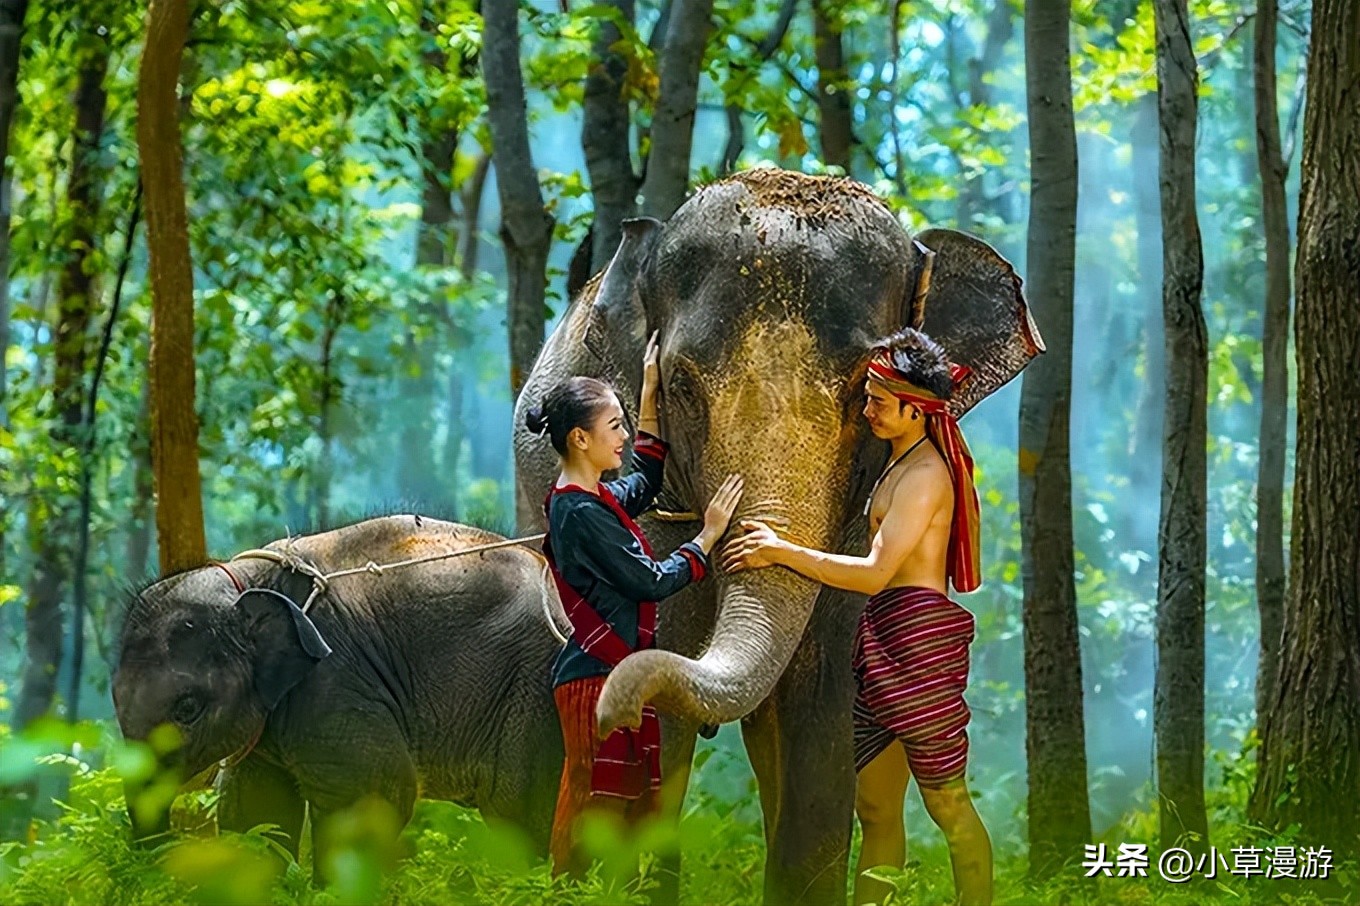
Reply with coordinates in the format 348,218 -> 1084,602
720,0 -> 796,174
1125,94 -> 1165,555
482,0 -> 552,396
69,184 -> 140,721
13,17 -> 110,733
1251,0 -> 1290,719
1152,0 -> 1209,851
399,5 -> 476,510
582,0 -> 638,272
0,0 -> 30,593
0,0 -> 27,428
639,0 -> 713,220
958,0 -> 1016,228
1250,0 -> 1360,850
1019,0 -> 1090,875
314,284 -> 343,528
399,120 -> 456,508
138,0 -> 206,573
812,0 -> 851,171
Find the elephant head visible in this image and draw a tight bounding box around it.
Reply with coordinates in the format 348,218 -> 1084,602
514,168 -> 1041,735
112,565 -> 331,836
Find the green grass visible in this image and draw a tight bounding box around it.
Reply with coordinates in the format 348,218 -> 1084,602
1,723 -> 1356,906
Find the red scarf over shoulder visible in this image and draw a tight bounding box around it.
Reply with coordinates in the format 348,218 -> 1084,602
543,474 -> 663,800
867,352 -> 982,594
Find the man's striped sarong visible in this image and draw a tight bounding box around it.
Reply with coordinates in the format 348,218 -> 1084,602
852,585 -> 976,787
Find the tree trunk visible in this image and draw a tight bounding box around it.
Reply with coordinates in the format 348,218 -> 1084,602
582,0 -> 638,272
482,0 -> 552,397
314,288 -> 343,529
138,0 -> 206,574
1019,0 -> 1091,876
442,359 -> 464,517
1152,0 -> 1209,852
720,0 -> 796,174
103,379 -> 154,669
959,0 -> 1016,227
399,121 -> 456,509
1249,0 -> 1360,850
458,151 -> 489,276
886,0 -> 909,195
813,0 -> 851,171
639,0 -> 714,220
1252,0 -> 1290,723
126,380 -> 155,579
13,23 -> 109,733
0,0 -> 28,664
70,183 -> 139,721
1126,94 -> 1164,557
0,0 -> 28,431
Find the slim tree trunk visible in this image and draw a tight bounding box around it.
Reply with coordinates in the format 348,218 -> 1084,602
458,151 -> 489,276
0,0 -> 28,637
314,286 -> 345,529
482,0 -> 552,397
1250,0 -> 1360,850
582,0 -> 638,272
1126,94 -> 1164,556
813,0 -> 851,171
0,0 -> 28,430
442,360 -> 464,517
639,0 -> 714,220
13,24 -> 109,733
102,379 -> 154,669
70,183 -> 139,720
1152,0 -> 1209,852
720,0 -> 796,174
1019,0 -> 1090,876
399,122 -> 456,508
959,0 -> 1016,226
125,380 -> 154,578
1252,0 -> 1290,722
138,0 -> 206,573
886,0 -> 909,195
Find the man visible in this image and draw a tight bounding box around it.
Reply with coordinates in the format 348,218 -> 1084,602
724,326 -> 992,906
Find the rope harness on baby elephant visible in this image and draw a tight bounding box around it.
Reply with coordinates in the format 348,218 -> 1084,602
214,531 -> 571,645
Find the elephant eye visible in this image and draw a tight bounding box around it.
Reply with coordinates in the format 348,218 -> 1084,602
171,694 -> 205,726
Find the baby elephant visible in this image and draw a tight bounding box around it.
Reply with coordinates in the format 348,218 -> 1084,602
113,516 -> 566,867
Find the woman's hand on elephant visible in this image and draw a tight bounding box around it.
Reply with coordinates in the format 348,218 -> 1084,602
641,330 -> 661,402
722,519 -> 786,572
697,474 -> 744,552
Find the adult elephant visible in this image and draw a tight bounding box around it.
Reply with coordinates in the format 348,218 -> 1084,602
513,168 -> 1042,904
113,516 -> 565,870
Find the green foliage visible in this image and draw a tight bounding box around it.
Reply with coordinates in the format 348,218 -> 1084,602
3,727 -> 1355,905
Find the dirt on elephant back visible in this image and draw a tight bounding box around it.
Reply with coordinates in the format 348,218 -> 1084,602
720,167 -> 887,223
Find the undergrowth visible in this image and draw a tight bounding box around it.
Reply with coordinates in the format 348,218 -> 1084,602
0,721 -> 1355,905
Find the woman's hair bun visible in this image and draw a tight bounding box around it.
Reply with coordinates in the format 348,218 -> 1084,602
524,405 -> 550,436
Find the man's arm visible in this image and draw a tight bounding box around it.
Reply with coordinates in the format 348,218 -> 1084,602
725,465 -> 945,596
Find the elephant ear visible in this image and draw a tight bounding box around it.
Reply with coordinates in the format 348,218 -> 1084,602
909,228 -> 1046,417
584,217 -> 662,363
237,589 -> 332,710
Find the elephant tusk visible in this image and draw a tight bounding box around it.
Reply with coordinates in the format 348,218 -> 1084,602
650,509 -> 702,522
539,563 -> 571,646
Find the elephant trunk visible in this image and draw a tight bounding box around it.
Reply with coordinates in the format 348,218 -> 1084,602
597,567 -> 822,734
123,758 -> 180,844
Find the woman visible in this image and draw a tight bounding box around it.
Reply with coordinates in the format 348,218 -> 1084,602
525,331 -> 743,877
